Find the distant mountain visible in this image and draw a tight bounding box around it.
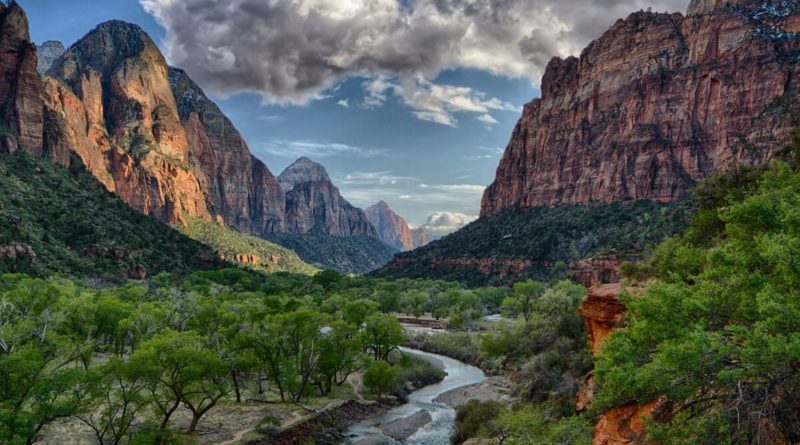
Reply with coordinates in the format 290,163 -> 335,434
365,201 -> 429,251
0,4 -> 386,274
376,0 -> 800,286
279,157 -> 377,237
410,228 -> 430,248
35,40 -> 63,74
265,158 -> 394,273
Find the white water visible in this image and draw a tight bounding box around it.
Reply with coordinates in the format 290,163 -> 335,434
344,347 -> 485,444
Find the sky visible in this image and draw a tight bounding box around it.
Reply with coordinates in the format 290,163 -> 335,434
18,0 -> 687,233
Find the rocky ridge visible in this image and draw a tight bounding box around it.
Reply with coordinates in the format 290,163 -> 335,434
481,0 -> 800,216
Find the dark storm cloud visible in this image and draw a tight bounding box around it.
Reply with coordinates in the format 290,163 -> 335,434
142,0 -> 687,107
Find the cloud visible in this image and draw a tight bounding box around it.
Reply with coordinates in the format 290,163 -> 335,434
477,114 -> 498,125
337,99 -> 350,108
141,0 -> 686,105
256,140 -> 388,158
341,171 -> 418,185
420,211 -> 478,235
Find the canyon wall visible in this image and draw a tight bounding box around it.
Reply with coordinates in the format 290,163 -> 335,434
481,0 -> 800,216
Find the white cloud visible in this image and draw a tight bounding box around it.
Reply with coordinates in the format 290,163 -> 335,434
364,76 -> 520,126
420,211 -> 478,235
341,171 -> 418,185
141,0 -> 686,106
477,114 -> 499,125
337,99 -> 350,108
257,140 -> 388,158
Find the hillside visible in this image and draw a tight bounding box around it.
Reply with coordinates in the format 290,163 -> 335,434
179,216 -> 317,274
0,151 -> 222,278
266,231 -> 397,274
373,200 -> 694,286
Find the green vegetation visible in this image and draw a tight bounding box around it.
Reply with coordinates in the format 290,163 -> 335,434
0,151 -> 222,279
179,216 -> 317,274
372,199 -> 694,285
596,162 -> 800,444
266,230 -> 398,274
0,269 -> 450,444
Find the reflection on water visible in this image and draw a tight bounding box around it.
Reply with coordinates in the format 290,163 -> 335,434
344,347 -> 485,444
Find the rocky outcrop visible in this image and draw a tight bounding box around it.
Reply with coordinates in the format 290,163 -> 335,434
279,157 -> 377,237
593,397 -> 672,445
481,0 -> 800,216
578,283 -> 627,354
578,283 -> 671,444
36,40 -> 63,74
365,201 -> 416,250
570,253 -> 625,287
0,2 -> 43,156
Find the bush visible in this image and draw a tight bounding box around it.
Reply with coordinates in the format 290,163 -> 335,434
452,400 -> 503,444
363,361 -> 400,399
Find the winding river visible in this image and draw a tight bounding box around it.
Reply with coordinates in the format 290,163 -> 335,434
343,347 -> 486,444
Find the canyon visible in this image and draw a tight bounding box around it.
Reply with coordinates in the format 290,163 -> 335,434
0,3 -> 383,272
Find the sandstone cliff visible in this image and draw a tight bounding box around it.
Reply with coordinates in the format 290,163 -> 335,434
365,201 -> 429,251
279,157 -> 377,237
481,0 -> 800,216
0,2 -> 43,156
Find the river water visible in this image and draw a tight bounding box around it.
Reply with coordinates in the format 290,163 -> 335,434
343,347 -> 486,444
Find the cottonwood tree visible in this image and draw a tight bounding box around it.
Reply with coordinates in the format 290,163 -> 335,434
362,314 -> 404,361
503,281 -> 546,322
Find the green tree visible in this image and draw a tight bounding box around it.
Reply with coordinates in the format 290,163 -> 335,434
363,360 -> 399,399
362,314 -> 404,361
503,281 -> 546,322
128,330 -> 229,434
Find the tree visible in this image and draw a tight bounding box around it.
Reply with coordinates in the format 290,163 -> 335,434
77,358 -> 149,445
341,299 -> 379,327
503,281 -> 546,322
399,290 -> 429,318
363,360 -> 399,399
315,320 -> 363,395
128,330 -> 229,435
362,314 -> 404,361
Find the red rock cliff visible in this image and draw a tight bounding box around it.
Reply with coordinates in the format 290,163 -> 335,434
481,0 -> 800,216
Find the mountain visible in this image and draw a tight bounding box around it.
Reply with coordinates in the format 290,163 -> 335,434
36,40 -> 63,74
376,0 -> 800,286
0,4 -> 387,274
410,228 -> 430,248
265,158 -> 396,273
278,157 -> 376,237
481,0 -> 799,216
365,200 -> 424,251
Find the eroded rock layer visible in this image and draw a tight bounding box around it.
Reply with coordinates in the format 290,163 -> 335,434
481,0 -> 800,216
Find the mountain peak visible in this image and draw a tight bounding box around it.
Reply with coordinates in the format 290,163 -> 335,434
0,1 -> 30,43
36,40 -> 64,74
278,157 -> 331,192
365,200 -> 429,251
49,18 -> 164,79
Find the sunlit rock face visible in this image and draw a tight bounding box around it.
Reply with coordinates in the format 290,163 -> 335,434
482,0 -> 800,216
365,200 -> 431,251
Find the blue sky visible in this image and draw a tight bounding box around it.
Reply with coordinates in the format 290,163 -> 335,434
19,0 -> 686,230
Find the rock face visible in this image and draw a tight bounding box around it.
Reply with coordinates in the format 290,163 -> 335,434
593,397 -> 672,445
578,283 -> 627,354
0,3 -> 43,156
279,157 -> 377,237
36,40 -> 63,74
481,0 -> 800,216
365,201 -> 426,251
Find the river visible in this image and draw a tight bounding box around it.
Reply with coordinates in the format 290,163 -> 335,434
343,347 -> 486,444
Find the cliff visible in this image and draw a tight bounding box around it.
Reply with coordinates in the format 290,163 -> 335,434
481,0 -> 800,216
36,40 -> 63,74
278,157 -> 377,237
365,201 -> 429,250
